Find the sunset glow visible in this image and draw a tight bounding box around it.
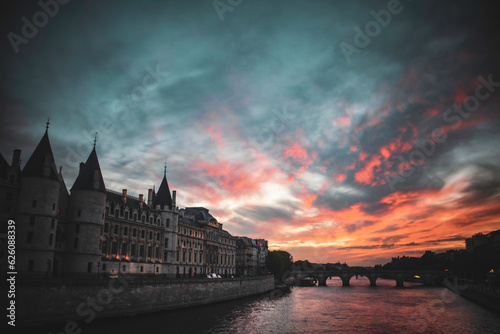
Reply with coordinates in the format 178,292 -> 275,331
2,0 -> 499,267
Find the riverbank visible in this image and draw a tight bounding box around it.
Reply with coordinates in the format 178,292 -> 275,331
457,283 -> 500,314
15,275 -> 275,326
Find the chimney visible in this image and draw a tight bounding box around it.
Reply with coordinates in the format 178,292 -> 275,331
147,189 -> 153,206
172,190 -> 176,210
122,189 -> 127,203
139,194 -> 144,208
12,149 -> 21,167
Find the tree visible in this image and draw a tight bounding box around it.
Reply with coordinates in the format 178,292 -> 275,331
266,250 -> 293,282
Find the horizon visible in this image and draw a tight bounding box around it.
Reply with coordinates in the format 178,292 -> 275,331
1,0 -> 500,266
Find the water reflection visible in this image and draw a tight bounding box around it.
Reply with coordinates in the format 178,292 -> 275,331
38,283 -> 500,334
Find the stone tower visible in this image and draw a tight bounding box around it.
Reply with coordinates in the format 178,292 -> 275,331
64,144 -> 106,274
150,166 -> 178,275
16,125 -> 65,275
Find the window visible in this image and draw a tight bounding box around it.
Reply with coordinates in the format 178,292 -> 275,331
142,216 -> 145,223
32,200 -> 36,208
52,203 -> 56,210
104,223 -> 109,233
102,264 -> 106,271
166,218 -> 170,227
194,252 -> 197,263
164,238 -> 168,247
188,251 -> 191,263
102,239 -> 107,253
112,242 -> 117,255
148,246 -> 152,258
29,217 -> 35,226
87,262 -> 92,273
156,267 -> 159,273
199,252 -> 202,263
156,233 -> 160,241
74,237 -> 78,248
155,247 -> 159,260
149,231 -> 152,240
141,230 -> 145,238
139,245 -> 144,257
131,244 -> 136,257
124,212 -> 129,220
27,232 -> 33,243
182,250 -> 186,262
140,266 -> 144,272
176,251 -> 179,262
150,217 -> 153,224
75,224 -> 80,233
115,209 -> 119,217
51,219 -> 55,229
121,243 -> 127,256
124,227 -> 128,236
114,225 -> 118,234
164,252 -> 168,261
134,213 -> 137,221
49,234 -> 53,246
78,209 -> 82,217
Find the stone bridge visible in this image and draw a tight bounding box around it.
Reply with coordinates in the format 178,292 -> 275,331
290,268 -> 451,287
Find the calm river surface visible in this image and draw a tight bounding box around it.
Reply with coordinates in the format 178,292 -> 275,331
41,278 -> 500,334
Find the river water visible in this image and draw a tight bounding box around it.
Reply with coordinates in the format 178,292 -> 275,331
42,278 -> 500,334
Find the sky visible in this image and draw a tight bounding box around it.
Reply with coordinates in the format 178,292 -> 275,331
1,0 -> 500,266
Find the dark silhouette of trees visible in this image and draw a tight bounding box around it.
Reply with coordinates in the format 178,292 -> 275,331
266,250 -> 293,282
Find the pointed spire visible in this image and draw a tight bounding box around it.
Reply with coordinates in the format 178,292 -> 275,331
152,165 -> 172,209
22,126 -> 59,180
93,132 -> 98,149
71,146 -> 106,193
46,117 -> 50,131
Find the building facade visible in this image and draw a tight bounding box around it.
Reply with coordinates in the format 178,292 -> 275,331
235,237 -> 268,276
0,126 -> 236,277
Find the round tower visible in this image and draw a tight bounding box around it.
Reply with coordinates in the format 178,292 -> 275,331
16,126 -> 62,275
64,146 -> 106,274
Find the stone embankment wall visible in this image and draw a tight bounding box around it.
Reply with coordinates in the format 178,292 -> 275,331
16,276 -> 275,326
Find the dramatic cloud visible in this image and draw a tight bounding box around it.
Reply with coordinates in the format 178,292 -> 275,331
1,0 -> 500,265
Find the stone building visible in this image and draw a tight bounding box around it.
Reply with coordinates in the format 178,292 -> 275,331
0,125 -> 236,277
177,207 -> 236,277
235,237 -> 268,276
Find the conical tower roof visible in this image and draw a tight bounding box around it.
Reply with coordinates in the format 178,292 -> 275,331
22,129 -> 60,181
71,147 -> 106,193
152,168 -> 172,208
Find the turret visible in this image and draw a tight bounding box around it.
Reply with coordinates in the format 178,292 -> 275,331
65,144 -> 107,274
16,123 -> 63,275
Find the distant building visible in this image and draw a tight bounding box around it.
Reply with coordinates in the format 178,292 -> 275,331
178,207 -> 236,277
235,237 -> 268,276
465,230 -> 500,253
0,125 -> 236,277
